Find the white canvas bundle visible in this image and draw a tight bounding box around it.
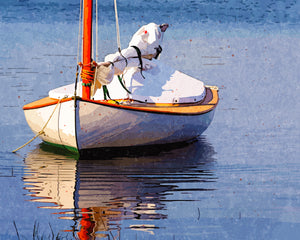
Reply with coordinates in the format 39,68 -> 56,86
105,22 -> 165,63
94,22 -> 166,86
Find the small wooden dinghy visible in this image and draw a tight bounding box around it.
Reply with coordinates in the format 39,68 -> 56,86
22,0 -> 219,154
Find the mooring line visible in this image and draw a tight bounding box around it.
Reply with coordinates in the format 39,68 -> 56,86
12,98 -> 63,153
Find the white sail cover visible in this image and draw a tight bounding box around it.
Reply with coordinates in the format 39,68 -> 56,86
105,23 -> 165,63
49,22 -> 206,103
49,60 -> 206,104
93,60 -> 206,104
94,23 -> 166,86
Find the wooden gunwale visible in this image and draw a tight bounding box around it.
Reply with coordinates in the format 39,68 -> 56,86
23,97 -> 73,110
23,88 -> 218,115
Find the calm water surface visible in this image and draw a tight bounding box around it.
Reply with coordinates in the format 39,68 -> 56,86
0,0 -> 299,239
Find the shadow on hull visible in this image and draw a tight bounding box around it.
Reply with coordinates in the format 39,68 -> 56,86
39,136 -> 214,160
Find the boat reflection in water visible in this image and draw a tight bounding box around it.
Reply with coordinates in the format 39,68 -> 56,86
23,138 -> 216,239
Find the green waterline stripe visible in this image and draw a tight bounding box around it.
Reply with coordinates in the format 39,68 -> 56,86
44,141 -> 79,155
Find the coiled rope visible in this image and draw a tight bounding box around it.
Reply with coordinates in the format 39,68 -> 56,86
12,98 -> 63,153
80,67 -> 95,86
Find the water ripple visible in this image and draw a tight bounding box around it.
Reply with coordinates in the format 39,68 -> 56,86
23,138 -> 216,235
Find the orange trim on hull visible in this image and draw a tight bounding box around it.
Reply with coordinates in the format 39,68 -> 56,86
83,88 -> 219,115
23,88 -> 218,115
207,89 -> 218,105
23,97 -> 73,110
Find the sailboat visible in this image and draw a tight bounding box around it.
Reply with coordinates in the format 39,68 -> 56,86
21,0 -> 219,154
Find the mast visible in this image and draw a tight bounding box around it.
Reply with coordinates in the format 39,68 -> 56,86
82,0 -> 93,99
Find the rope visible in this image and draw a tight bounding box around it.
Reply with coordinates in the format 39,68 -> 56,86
102,85 -> 119,104
75,0 -> 83,100
117,75 -> 131,94
131,45 -> 145,79
92,0 -> 99,98
113,0 -> 128,66
80,68 -> 95,86
77,0 -> 83,65
114,0 -> 122,52
12,98 -> 63,153
95,0 -> 98,61
74,64 -> 80,107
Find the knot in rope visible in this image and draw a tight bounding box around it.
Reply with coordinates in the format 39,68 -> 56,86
80,67 -> 95,86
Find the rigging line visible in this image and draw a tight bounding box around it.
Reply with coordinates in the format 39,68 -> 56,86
77,0 -> 83,65
12,98 -> 64,153
75,0 -> 83,98
114,0 -> 122,52
95,0 -> 98,62
91,0 -> 98,99
113,0 -> 128,66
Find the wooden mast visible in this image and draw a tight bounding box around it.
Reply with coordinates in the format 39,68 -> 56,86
82,0 -> 93,99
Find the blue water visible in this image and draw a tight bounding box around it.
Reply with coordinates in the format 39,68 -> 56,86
0,0 -> 299,239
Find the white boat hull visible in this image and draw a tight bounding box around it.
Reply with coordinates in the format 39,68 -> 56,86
23,87 -> 218,153
24,99 -> 78,151
76,100 -> 215,149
